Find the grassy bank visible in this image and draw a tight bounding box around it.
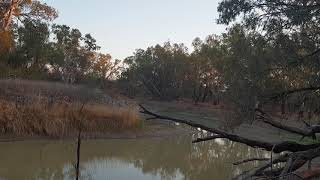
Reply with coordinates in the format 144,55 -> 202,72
0,79 -> 141,137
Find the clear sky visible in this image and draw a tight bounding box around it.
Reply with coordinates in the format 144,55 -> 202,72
45,0 -> 226,60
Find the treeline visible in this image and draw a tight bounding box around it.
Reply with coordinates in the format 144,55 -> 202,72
1,0 -> 320,117
121,25 -> 320,106
0,1 -> 120,85
121,0 -> 320,118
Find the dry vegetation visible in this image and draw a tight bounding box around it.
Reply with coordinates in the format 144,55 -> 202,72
0,79 -> 141,137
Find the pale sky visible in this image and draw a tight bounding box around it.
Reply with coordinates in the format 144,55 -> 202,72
45,0 -> 226,60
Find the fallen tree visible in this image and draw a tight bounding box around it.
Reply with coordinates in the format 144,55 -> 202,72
255,108 -> 320,140
139,104 -> 320,180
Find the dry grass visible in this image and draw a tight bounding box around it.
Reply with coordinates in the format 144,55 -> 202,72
0,99 -> 141,137
0,79 -> 110,104
0,79 -> 141,137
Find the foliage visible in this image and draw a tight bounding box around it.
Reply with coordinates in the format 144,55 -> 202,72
0,0 -> 57,31
122,42 -> 190,100
0,21 -> 120,85
91,53 -> 121,82
216,0 -> 320,117
217,0 -> 320,34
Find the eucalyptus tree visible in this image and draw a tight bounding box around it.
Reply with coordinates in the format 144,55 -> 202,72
89,53 -> 122,87
218,0 -> 320,33
0,0 -> 57,31
13,20 -> 50,68
122,42 -> 190,100
218,0 -> 320,115
190,35 -> 224,104
51,24 -> 101,83
0,0 -> 57,51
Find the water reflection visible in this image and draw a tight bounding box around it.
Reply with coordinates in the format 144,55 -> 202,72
0,136 -> 267,180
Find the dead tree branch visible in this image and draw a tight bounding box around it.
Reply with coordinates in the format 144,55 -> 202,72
256,108 -> 320,140
235,154 -> 289,180
139,104 -> 320,153
192,134 -> 225,143
75,130 -> 81,180
269,86 -> 320,100
233,158 -> 270,166
235,147 -> 320,179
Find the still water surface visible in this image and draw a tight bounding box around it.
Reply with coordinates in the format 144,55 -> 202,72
0,135 -> 266,180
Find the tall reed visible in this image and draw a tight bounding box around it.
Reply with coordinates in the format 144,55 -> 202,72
0,99 -> 140,137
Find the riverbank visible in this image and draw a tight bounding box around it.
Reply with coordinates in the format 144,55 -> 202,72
0,79 -> 143,137
0,79 -> 316,145
0,120 -> 194,142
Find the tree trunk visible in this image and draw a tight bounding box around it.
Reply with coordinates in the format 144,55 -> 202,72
281,99 -> 286,115
1,0 -> 19,31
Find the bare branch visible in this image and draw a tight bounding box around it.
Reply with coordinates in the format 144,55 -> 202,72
192,135 -> 225,143
256,108 -> 320,139
236,147 -> 320,179
233,158 -> 269,166
269,86 -> 320,100
235,154 -> 289,180
139,104 -> 320,153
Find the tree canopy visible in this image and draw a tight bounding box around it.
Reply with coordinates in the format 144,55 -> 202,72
0,2 -> 118,85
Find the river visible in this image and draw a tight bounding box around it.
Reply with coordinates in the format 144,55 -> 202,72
0,133 -> 268,180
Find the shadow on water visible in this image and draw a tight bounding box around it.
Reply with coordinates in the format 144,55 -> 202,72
0,135 -> 268,180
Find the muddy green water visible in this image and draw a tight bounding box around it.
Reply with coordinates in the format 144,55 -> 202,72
0,135 -> 267,180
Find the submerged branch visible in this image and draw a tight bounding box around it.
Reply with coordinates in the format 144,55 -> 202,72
192,135 -> 225,143
75,130 -> 81,180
